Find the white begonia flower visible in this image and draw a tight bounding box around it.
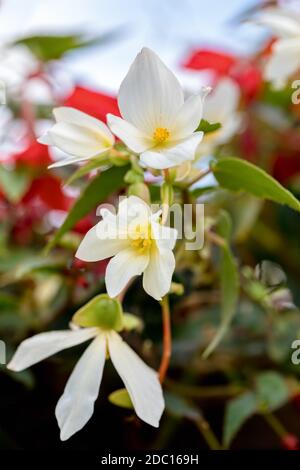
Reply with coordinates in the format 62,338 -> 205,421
76,196 -> 177,300
197,78 -> 242,157
254,7 -> 300,89
38,107 -> 115,168
107,47 -> 209,170
7,325 -> 164,441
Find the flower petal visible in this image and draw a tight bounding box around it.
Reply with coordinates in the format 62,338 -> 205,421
47,122 -> 110,158
151,221 -> 178,251
107,331 -> 164,427
53,107 -> 114,143
76,224 -> 129,262
140,132 -> 203,170
254,8 -> 300,38
172,88 -> 210,139
143,246 -> 175,300
7,328 -> 98,372
118,47 -> 184,133
203,78 -> 240,124
55,334 -> 106,441
265,38 -> 300,88
107,114 -> 152,153
105,248 -> 149,298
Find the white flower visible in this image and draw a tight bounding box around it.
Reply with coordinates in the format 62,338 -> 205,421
197,78 -> 242,156
7,326 -> 164,441
107,47 -> 209,170
38,107 -> 115,168
76,196 -> 177,300
254,7 -> 300,88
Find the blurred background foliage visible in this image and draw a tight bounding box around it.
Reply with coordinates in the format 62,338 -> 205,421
1,0 -> 300,450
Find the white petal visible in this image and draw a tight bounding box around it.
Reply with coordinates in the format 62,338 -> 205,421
55,334 -> 106,441
54,107 -> 114,143
151,221 -> 178,251
172,88 -> 209,139
140,132 -> 203,170
118,47 -> 184,133
48,155 -> 98,169
143,246 -> 175,300
265,38 -> 300,87
107,331 -> 164,427
76,224 -> 129,262
203,78 -> 240,124
105,249 -> 149,298
37,132 -> 54,145
7,328 -> 98,372
254,8 -> 300,38
48,122 -> 111,158
107,114 -> 152,153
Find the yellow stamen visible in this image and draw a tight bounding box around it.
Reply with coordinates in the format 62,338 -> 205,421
129,223 -> 152,253
153,127 -> 170,144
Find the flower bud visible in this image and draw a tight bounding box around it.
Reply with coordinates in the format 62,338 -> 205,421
72,294 -> 123,331
128,183 -> 150,204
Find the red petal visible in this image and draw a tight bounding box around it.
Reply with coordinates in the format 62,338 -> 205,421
64,86 -> 120,121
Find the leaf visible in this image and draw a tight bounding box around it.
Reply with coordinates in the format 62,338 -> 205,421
45,165 -> 128,252
212,158 -> 300,212
14,30 -> 119,61
223,392 -> 257,448
0,165 -> 31,203
165,392 -> 200,420
196,119 -> 222,134
64,155 -> 110,186
108,388 -> 133,409
255,371 -> 289,412
203,211 -> 239,357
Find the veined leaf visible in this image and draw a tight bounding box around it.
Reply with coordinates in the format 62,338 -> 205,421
255,371 -> 289,412
203,211 -> 239,357
223,392 -> 257,448
45,165 -> 128,252
212,158 -> 300,212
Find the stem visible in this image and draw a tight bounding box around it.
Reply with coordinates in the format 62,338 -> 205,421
195,416 -> 222,450
159,295 -> 172,383
187,168 -> 212,187
262,411 -> 289,439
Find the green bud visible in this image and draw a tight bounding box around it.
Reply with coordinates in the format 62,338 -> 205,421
122,312 -> 143,332
124,168 -> 144,184
72,294 -> 123,331
128,183 -> 150,204
108,388 -> 133,409
170,282 -> 184,296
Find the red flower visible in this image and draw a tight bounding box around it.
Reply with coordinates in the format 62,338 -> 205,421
281,434 -> 299,450
182,48 -> 262,102
64,86 -> 120,122
11,141 -> 52,168
272,154 -> 300,185
22,174 -> 70,211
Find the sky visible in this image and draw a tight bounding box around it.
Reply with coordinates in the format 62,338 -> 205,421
0,0 -> 268,93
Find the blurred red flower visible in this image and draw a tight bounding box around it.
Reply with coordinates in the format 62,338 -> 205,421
64,86 -> 120,122
11,141 -> 52,168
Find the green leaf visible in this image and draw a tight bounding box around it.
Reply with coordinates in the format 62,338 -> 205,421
203,211 -> 239,357
165,392 -> 200,420
0,165 -> 31,203
196,119 -> 222,134
255,371 -> 289,412
212,158 -> 300,212
14,31 -> 118,61
45,165 -> 128,252
109,388 -> 133,409
64,155 -> 110,186
223,392 -> 257,448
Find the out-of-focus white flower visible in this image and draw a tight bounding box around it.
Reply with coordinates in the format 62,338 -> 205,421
76,196 -> 177,300
197,78 -> 242,156
254,7 -> 300,88
38,107 -> 115,168
0,44 -> 38,94
107,47 -> 209,170
8,325 -> 164,440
